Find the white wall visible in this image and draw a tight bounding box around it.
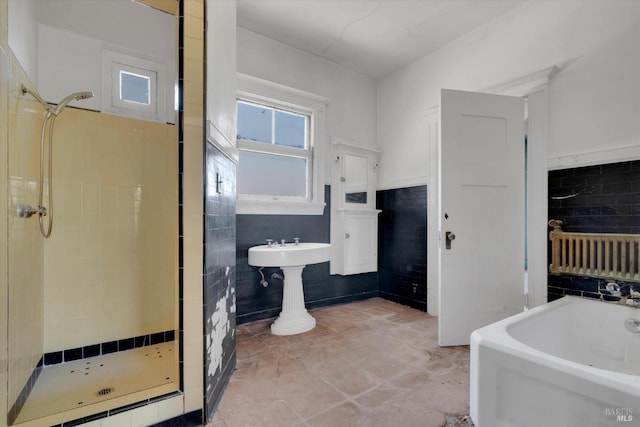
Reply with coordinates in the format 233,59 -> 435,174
237,28 -> 378,182
207,0 -> 237,149
36,0 -> 175,61
7,0 -> 38,85
549,24 -> 640,168
37,24 -> 102,111
36,0 -> 176,121
377,0 -> 640,189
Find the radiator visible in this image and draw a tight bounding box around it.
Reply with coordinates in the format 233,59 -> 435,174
549,220 -> 640,282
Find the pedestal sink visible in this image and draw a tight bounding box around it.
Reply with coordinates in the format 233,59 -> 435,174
248,242 -> 331,335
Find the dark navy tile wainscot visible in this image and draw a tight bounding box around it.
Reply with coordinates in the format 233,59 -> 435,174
377,185 -> 428,311
547,160 -> 640,301
203,142 -> 237,419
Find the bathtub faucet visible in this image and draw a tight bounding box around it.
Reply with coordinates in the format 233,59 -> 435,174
621,288 -> 640,307
600,282 -> 640,307
600,282 -> 622,297
623,297 -> 640,307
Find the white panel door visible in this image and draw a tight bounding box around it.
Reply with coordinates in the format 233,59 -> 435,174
438,89 -> 525,346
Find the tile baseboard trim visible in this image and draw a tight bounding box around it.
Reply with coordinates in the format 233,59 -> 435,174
378,291 -> 428,312
306,291 -> 379,311
236,291 -> 379,325
44,329 -> 176,366
236,307 -> 281,325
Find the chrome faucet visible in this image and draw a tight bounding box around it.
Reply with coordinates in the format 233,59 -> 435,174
622,297 -> 640,307
280,239 -> 286,247
266,239 -> 274,247
621,288 -> 640,307
293,237 -> 300,246
600,282 -> 640,307
600,282 -> 622,297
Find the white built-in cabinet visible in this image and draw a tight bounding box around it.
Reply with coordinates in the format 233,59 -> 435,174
330,139 -> 381,275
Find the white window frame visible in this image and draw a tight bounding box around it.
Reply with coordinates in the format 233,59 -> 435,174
236,73 -> 328,215
237,100 -> 312,200
101,49 -> 168,123
113,63 -> 157,113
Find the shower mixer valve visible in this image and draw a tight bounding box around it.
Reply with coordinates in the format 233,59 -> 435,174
16,204 -> 47,219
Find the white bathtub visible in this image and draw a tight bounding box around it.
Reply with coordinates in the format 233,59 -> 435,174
470,296 -> 640,427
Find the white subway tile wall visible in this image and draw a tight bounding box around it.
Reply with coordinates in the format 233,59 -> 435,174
1,3 -> 11,424
7,50 -> 45,410
181,0 -> 207,416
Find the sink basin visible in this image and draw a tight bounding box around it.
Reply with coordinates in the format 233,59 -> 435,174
248,242 -> 331,267
247,242 -> 331,335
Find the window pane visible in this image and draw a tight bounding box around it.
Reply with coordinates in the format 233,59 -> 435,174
275,111 -> 306,148
237,102 -> 272,144
238,151 -> 307,197
120,71 -> 150,105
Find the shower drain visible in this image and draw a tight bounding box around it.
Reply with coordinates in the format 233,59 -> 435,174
96,387 -> 114,397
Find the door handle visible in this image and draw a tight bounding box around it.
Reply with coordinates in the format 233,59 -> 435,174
445,231 -> 456,250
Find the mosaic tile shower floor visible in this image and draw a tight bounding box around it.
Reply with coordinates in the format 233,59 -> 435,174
209,298 -> 471,427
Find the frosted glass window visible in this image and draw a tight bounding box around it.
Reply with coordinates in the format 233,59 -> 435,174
275,111 -> 306,148
237,101 -> 272,144
238,151 -> 307,197
120,71 -> 150,105
107,53 -> 161,121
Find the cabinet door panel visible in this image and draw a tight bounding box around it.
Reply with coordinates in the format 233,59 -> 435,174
344,213 -> 378,274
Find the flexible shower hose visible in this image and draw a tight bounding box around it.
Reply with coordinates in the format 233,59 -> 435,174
38,111 -> 56,238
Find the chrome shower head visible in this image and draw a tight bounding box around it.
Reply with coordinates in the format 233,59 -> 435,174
52,91 -> 94,115
21,84 -> 94,116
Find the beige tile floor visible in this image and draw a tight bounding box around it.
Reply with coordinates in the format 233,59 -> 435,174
210,298 -> 471,427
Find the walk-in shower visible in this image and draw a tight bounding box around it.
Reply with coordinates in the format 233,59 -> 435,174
19,85 -> 94,237
5,0 -> 180,425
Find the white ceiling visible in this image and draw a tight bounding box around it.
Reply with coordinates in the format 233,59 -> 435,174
236,0 -> 526,79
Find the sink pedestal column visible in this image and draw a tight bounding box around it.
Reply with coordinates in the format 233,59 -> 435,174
271,266 -> 316,335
